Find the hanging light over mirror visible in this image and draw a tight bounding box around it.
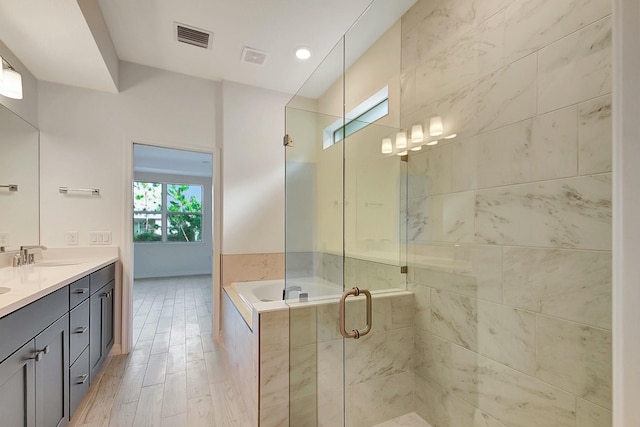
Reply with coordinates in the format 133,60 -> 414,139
411,124 -> 424,143
429,116 -> 443,136
395,131 -> 407,150
381,137 -> 393,154
0,58 -> 23,100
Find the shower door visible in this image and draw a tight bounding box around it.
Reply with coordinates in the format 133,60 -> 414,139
285,3 -> 410,424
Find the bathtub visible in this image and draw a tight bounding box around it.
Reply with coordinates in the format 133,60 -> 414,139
234,277 -> 343,306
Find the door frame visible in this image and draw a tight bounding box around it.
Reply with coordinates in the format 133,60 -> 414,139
120,136 -> 222,354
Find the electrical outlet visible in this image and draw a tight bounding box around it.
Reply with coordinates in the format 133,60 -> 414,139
67,231 -> 79,246
0,233 -> 9,247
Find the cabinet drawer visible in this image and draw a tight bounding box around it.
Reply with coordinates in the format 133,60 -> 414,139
69,346 -> 90,418
70,299 -> 90,364
0,286 -> 69,364
70,276 -> 90,309
90,264 -> 115,295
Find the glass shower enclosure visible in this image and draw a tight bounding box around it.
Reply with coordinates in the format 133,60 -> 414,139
285,1 -> 416,425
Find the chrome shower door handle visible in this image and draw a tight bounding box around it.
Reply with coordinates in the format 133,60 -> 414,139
339,287 -> 372,339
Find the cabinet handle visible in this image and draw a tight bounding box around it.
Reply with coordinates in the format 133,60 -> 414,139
76,325 -> 88,334
76,374 -> 89,385
30,345 -> 50,362
73,288 -> 89,294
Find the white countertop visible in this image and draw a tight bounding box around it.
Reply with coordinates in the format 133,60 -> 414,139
0,250 -> 118,318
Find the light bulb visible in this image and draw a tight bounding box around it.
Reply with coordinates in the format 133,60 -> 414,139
444,133 -> 457,139
429,116 -> 443,136
395,131 -> 407,150
381,138 -> 393,154
426,140 -> 439,146
410,145 -> 422,151
396,150 -> 408,156
295,48 -> 311,60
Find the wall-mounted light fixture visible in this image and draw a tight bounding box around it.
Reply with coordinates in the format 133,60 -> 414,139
429,116 -> 443,136
0,57 -> 23,100
381,137 -> 393,154
410,124 -> 424,151
395,131 -> 407,150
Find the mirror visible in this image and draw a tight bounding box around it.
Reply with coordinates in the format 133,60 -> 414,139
0,103 -> 39,250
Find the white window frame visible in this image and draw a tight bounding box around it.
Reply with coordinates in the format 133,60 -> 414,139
323,86 -> 389,149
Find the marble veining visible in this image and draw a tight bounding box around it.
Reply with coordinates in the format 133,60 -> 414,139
538,16 -> 612,114
579,95 -> 612,175
504,0 -> 611,63
503,247 -> 611,329
475,174 -> 612,250
536,315 -> 612,409
451,346 -> 577,427
576,399 -> 612,427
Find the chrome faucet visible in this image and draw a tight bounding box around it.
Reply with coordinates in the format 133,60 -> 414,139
19,245 -> 47,265
283,285 -> 302,299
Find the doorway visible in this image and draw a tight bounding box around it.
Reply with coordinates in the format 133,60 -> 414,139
131,144 -> 214,349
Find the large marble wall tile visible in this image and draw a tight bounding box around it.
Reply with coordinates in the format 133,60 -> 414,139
346,371 -> 415,427
290,306 -> 318,348
408,145 -> 452,198
316,302 -> 341,343
408,197 -> 428,242
408,283 -> 431,331
579,95 -> 612,175
415,329 -> 452,389
475,174 -> 612,250
435,191 -> 476,243
536,316 -> 612,409
289,343 -> 317,401
401,69 -> 418,118
452,106 -> 578,192
412,244 -> 503,303
503,247 -> 611,329
260,346 -> 289,410
577,399 -> 612,427
346,258 -> 405,292
260,310 -> 289,353
415,372 -> 509,427
415,12 -> 505,104
317,340 -> 343,427
451,345 -> 577,427
221,253 -> 284,286
473,54 -> 537,134
475,0 -> 516,24
505,0 -> 611,63
432,290 -> 536,374
260,402 -> 290,427
538,17 -> 612,114
345,328 -> 413,386
290,395 -> 317,427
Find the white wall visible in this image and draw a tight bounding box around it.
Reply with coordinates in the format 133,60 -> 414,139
38,61 -> 218,248
221,81 -> 289,255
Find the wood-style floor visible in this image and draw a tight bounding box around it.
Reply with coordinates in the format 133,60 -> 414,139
70,275 -> 252,427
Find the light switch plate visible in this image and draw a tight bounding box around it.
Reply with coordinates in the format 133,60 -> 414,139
90,231 -> 112,245
0,233 -> 8,246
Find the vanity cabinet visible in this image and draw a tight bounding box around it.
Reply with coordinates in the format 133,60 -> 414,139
89,264 -> 115,384
0,261 -> 116,426
0,286 -> 69,427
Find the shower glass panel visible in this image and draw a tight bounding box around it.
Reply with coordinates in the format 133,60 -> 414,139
285,1 -> 412,425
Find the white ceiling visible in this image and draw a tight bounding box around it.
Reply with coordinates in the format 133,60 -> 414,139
134,144 -> 212,178
0,0 -> 415,96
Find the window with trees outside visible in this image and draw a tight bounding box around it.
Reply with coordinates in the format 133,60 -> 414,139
133,182 -> 203,243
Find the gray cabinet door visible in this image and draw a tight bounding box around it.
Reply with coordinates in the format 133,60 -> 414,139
0,340 -> 36,427
35,314 -> 69,427
89,280 -> 115,384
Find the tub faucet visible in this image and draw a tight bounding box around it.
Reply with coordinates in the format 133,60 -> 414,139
283,285 -> 302,299
19,245 -> 48,265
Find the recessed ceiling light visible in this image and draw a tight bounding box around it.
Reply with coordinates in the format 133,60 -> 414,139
296,47 -> 311,60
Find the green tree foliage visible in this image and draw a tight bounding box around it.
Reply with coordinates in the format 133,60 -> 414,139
167,185 -> 202,242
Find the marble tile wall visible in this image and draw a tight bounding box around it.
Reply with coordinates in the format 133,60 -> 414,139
402,0 -> 612,426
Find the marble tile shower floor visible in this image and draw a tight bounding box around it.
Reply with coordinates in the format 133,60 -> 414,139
70,275 -> 253,427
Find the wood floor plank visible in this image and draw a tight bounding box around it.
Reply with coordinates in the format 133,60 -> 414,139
187,359 -> 211,398
143,353 -> 168,387
161,371 -> 188,418
132,384 -> 164,427
108,401 -> 138,427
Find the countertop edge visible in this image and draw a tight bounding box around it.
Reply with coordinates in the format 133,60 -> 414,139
0,256 -> 119,319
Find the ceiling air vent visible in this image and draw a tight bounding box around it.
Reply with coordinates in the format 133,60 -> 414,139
241,47 -> 269,66
175,23 -> 213,49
